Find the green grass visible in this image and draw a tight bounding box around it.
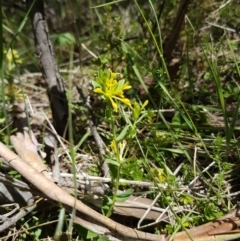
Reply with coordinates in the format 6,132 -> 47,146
1,0 -> 240,240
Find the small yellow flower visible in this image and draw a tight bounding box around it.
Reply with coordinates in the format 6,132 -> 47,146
93,70 -> 132,112
5,83 -> 26,101
109,139 -> 127,163
151,168 -> 166,183
110,140 -> 117,153
4,49 -> 22,72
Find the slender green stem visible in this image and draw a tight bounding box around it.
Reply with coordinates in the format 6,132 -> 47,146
106,104 -> 121,217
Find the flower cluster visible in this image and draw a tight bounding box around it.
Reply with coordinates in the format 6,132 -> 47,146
4,49 -> 22,72
92,69 -> 132,112
5,83 -> 26,102
110,139 -> 127,163
4,49 -> 25,102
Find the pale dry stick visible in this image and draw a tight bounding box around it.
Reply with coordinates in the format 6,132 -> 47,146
0,141 -> 166,241
142,206 -> 178,231
89,121 -> 110,177
137,192 -> 162,229
42,111 -> 72,162
174,231 -> 240,241
0,203 -> 20,222
205,21 -> 237,33
205,0 -> 233,19
0,170 -> 168,222
0,170 -> 170,221
188,161 -> 215,188
73,215 -> 121,241
11,130 -> 53,181
54,172 -> 169,189
44,131 -> 61,184
77,85 -> 110,178
81,43 -> 98,59
173,163 -> 185,175
218,0 -> 233,10
193,146 -> 197,180
0,201 -> 37,232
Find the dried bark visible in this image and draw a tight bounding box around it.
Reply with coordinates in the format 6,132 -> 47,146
26,0 -> 68,137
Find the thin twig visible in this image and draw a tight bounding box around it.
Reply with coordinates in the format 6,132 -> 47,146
0,200 -> 38,232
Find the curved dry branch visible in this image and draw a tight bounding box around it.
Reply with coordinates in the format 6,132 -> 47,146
10,129 -> 52,180
26,0 -> 68,137
0,139 -> 166,241
173,209 -> 240,241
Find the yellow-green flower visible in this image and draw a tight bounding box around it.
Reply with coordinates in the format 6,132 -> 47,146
110,140 -> 117,153
150,168 -> 166,183
109,139 -> 127,163
5,83 -> 26,102
132,100 -> 148,121
4,49 -> 22,72
93,69 -> 132,112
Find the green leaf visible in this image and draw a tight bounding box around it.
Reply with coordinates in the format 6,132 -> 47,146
109,163 -> 119,180
105,158 -> 120,166
34,229 -> 42,238
56,32 -> 76,46
0,117 -> 5,124
116,125 -> 129,141
105,106 -> 112,120
92,80 -> 101,88
116,79 -> 125,91
74,224 -> 88,240
54,208 -> 65,240
8,170 -> 21,179
116,189 -> 133,202
102,195 -> 113,216
172,112 -> 182,125
129,126 -> 137,138
121,41 -> 128,53
97,236 -> 110,241
87,230 -> 99,239
132,101 -> 141,121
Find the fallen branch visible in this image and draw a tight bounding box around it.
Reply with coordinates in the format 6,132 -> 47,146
0,139 -> 166,241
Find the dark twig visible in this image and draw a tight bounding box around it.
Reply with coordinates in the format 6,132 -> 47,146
77,86 -> 110,177
26,0 -> 68,137
163,0 -> 191,63
88,120 -> 110,177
